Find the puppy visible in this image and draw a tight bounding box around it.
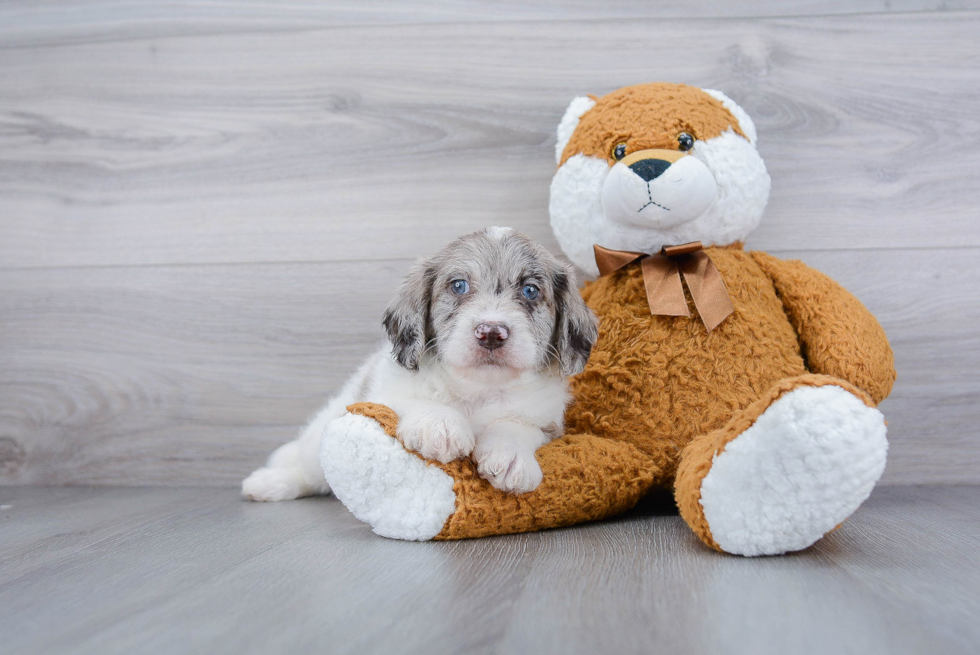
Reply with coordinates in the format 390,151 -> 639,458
242,227 -> 598,500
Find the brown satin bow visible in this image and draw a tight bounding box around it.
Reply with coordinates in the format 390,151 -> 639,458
594,241 -> 734,332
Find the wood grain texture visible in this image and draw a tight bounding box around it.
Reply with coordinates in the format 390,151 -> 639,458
1,248 -> 977,487
0,260 -> 399,485
1,3 -> 978,487
1,11 -> 979,269
4,0 -> 979,45
1,485 -> 979,654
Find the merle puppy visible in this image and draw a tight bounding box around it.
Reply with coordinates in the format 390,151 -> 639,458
242,227 -> 598,498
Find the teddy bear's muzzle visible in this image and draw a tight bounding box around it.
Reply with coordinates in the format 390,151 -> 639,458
601,149 -> 718,230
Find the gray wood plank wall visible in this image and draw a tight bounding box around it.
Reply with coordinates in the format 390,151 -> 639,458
2,1 -> 978,486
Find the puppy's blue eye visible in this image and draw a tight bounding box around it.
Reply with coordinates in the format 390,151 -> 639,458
522,284 -> 540,300
451,279 -> 469,295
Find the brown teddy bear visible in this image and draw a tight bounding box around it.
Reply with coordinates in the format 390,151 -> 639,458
319,83 -> 896,556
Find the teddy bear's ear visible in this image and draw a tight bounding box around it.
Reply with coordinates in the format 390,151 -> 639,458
555,95 -> 597,164
701,89 -> 758,145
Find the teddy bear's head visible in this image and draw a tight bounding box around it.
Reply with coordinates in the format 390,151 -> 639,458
549,82 -> 770,276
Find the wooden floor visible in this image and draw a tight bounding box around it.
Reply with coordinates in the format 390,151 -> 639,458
1,485 -> 978,655
2,4 -> 978,653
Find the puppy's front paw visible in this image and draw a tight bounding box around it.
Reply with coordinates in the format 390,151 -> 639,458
474,442 -> 543,494
397,407 -> 475,464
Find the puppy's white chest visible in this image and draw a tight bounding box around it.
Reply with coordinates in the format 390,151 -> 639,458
451,386 -> 510,420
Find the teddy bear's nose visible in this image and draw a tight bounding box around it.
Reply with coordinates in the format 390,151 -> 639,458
629,158 -> 672,182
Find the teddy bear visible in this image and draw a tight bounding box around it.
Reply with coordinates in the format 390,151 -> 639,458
319,82 -> 896,556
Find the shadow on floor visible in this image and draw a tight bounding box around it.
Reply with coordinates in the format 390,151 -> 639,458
615,489 -> 680,519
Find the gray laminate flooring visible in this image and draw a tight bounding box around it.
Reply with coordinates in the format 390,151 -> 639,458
2,485 -> 978,655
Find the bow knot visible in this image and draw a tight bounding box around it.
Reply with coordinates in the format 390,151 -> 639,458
593,241 -> 734,332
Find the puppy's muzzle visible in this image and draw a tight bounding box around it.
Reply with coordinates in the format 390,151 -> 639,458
475,323 -> 509,351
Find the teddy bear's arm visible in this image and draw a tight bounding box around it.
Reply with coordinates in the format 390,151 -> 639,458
751,251 -> 896,405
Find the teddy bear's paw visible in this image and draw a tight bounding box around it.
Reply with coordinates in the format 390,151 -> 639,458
474,441 -> 544,494
320,411 -> 456,541
698,385 -> 888,556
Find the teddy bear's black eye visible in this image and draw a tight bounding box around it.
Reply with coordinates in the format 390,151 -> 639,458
677,132 -> 695,152
613,143 -> 628,160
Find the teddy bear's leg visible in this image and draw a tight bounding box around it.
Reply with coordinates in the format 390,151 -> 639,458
320,403 -> 658,540
674,374 -> 888,556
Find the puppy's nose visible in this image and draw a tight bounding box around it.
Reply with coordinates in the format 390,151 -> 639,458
629,158 -> 672,182
475,323 -> 509,351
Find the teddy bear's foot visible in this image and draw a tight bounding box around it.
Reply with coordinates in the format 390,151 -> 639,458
675,374 -> 888,557
319,405 -> 458,541
321,402 -> 658,541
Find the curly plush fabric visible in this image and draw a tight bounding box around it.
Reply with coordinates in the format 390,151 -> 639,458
324,84 -> 896,552
559,82 -> 746,167
567,245 -> 809,483
343,245 -> 894,546
346,402 -> 657,540
673,373 -> 877,551
751,252 -> 896,404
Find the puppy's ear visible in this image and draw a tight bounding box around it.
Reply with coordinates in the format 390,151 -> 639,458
382,259 -> 435,371
551,263 -> 599,377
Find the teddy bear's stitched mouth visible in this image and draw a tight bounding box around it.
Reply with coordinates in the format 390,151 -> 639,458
639,183 -> 670,212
